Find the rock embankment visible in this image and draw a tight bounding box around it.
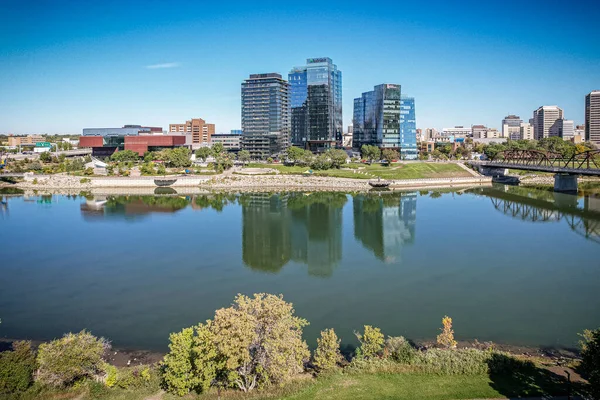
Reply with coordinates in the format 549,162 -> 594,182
201,175 -> 371,191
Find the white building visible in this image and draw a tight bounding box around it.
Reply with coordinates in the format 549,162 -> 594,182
549,119 -> 574,140
210,133 -> 241,151
519,122 -> 535,140
502,115 -> 523,140
533,106 -> 564,139
442,126 -> 470,138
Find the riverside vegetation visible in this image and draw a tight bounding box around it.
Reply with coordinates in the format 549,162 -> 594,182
1,293 -> 599,399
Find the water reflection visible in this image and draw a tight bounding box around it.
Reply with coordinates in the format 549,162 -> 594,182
80,195 -> 190,221
468,185 -> 600,244
353,192 -> 416,262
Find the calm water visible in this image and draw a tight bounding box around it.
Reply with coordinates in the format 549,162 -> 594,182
1,186 -> 599,351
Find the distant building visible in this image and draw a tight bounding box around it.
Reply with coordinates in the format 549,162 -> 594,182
420,141 -> 435,153
424,128 -> 438,140
471,125 -> 487,139
241,73 -> 290,159
533,106 -> 564,139
342,133 -> 353,148
573,124 -> 585,143
586,90 -> 600,145
520,122 -> 535,140
289,57 -> 342,152
442,126 -> 470,138
169,118 -> 214,148
400,96 -> 418,160
347,125 -> 353,134
80,126 -> 185,157
502,115 -> 523,140
7,135 -> 45,146
549,119 -> 575,140
211,133 -> 241,151
230,129 -> 242,135
353,83 -> 401,150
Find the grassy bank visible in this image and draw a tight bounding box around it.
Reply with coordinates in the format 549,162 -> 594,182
246,162 -> 472,180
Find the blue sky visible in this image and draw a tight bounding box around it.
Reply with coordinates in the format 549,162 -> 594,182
1,0 -> 599,134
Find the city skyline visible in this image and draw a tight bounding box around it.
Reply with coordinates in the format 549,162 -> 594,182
1,0 -> 599,135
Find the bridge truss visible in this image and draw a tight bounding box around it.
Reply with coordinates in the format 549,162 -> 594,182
491,150 -> 600,171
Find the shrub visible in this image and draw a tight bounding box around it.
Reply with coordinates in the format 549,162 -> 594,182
581,328 -> 600,398
345,357 -> 409,375
414,348 -> 489,375
32,178 -> 38,185
436,316 -> 457,348
383,336 -> 416,364
313,328 -> 342,372
487,352 -> 534,375
162,327 -> 199,396
355,325 -> 384,359
0,341 -> 36,394
80,178 -> 91,184
103,363 -> 117,388
36,330 -> 110,387
115,365 -> 158,389
83,167 -> 94,176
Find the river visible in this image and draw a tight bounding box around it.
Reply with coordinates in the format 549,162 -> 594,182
0,185 -> 599,351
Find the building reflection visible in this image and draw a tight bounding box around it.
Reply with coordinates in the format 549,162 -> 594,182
240,192 -> 346,277
353,192 -> 417,262
80,195 -> 190,221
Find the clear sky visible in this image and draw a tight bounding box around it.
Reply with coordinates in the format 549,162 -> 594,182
1,0 -> 599,135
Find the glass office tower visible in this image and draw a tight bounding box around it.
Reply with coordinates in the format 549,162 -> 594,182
400,96 -> 418,160
352,84 -> 401,151
241,73 -> 290,159
289,57 -> 342,152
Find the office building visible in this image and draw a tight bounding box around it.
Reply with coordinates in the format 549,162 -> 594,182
7,135 -> 45,147
400,96 -> 418,159
289,57 -> 342,152
211,133 -> 241,151
241,73 -> 290,159
586,90 -> 600,145
533,106 -> 564,139
442,126 -> 470,138
353,84 -> 401,151
425,128 -> 438,140
502,115 -> 523,140
230,129 -> 242,135
471,125 -> 488,139
520,122 -> 535,140
169,118 -> 214,148
549,119 -> 575,139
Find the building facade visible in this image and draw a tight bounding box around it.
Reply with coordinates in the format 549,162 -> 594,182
169,118 -> 214,148
502,115 -> 523,140
442,126 -> 470,138
7,135 -> 45,147
520,122 -> 535,140
80,126 -> 184,157
533,106 -> 564,140
549,119 -> 575,140
352,84 -> 401,151
241,73 -> 290,159
289,57 -> 342,152
586,90 -> 600,145
211,133 -> 241,152
400,96 -> 418,160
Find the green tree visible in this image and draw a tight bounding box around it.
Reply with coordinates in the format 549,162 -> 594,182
195,147 -> 212,162
311,153 -> 333,170
286,146 -> 306,163
355,325 -> 384,359
110,150 -> 139,162
237,150 -> 251,166
162,327 -> 201,396
382,149 -> 399,162
581,328 -> 600,398
157,164 -> 166,175
39,151 -> 52,163
213,152 -> 233,172
361,145 -> 381,163
143,151 -> 154,162
36,331 -> 109,387
313,328 -> 342,372
212,142 -> 224,156
326,149 -> 348,168
164,147 -> 192,168
0,341 -> 36,394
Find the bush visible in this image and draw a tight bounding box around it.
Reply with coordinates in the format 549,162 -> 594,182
0,341 -> 36,394
345,357 -> 409,375
32,178 -> 38,185
355,326 -> 384,359
313,328 -> 342,372
383,336 -> 416,364
115,365 -> 158,389
310,154 -> 332,170
161,327 -> 199,396
581,328 -> 600,398
436,316 -> 457,348
36,330 -> 110,387
487,352 -> 534,375
414,348 -> 489,375
83,167 -> 94,176
80,178 -> 91,184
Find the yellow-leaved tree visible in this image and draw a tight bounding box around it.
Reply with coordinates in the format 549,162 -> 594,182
436,315 -> 457,348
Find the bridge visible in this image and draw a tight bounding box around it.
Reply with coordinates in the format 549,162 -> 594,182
472,149 -> 600,192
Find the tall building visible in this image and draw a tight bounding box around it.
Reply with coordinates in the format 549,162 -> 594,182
169,118 -> 214,148
586,90 -> 600,145
502,115 -> 523,140
241,73 -> 290,159
520,122 -> 535,140
352,84 -> 401,151
400,96 -> 418,160
533,106 -> 564,140
289,57 -> 342,152
549,119 -> 575,139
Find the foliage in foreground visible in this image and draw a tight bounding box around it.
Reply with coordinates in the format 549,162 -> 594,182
0,341 -> 36,394
162,293 -> 310,395
581,328 -> 600,398
36,330 -> 110,387
355,325 -> 384,359
436,315 -> 457,348
313,329 -> 343,372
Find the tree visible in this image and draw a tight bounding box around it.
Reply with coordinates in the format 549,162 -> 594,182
361,145 -> 381,163
382,149 -> 399,162
436,316 -> 457,348
39,151 -> 52,163
195,147 -> 212,162
237,150 -> 250,166
110,150 -> 139,162
326,149 -> 348,168
0,341 -> 36,394
165,147 -> 192,168
212,142 -> 224,156
286,146 -> 306,164
355,325 -> 384,359
581,328 -> 600,398
36,331 -> 109,387
311,153 -> 332,170
313,329 -> 342,372
162,327 -> 200,396
213,152 -> 233,172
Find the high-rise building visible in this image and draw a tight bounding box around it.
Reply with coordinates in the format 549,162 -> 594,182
169,118 -> 215,148
400,96 -> 418,160
533,106 -> 564,140
502,115 -> 523,140
241,73 -> 290,159
586,90 -> 600,145
289,57 -> 342,152
519,122 -> 535,140
549,119 -> 575,140
352,84 -> 401,151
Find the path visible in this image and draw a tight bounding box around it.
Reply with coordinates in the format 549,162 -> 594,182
457,161 -> 483,177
